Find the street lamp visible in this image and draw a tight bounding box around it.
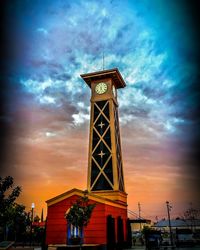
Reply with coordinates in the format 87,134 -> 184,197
30,203 -> 35,246
31,203 -> 35,219
166,201 -> 173,246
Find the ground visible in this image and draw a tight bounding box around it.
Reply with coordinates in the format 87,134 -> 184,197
125,246 -> 200,250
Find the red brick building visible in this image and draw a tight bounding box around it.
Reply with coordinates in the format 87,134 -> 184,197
46,189 -> 127,246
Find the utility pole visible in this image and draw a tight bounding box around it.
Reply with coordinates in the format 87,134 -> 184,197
166,201 -> 173,246
138,202 -> 142,231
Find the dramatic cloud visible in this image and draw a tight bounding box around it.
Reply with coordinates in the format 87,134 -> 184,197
1,0 -> 199,219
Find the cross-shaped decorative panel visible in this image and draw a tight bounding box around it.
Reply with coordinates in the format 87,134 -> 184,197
91,100 -> 113,191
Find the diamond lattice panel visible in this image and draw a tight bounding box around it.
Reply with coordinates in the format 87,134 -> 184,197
93,141 -> 110,167
92,129 -> 100,149
92,174 -> 112,191
103,128 -> 111,149
91,159 -> 100,186
103,157 -> 114,185
94,114 -> 109,136
114,106 -> 124,192
91,100 -> 113,191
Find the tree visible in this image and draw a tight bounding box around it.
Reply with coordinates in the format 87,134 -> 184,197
0,176 -> 22,240
65,192 -> 95,248
183,207 -> 200,220
65,194 -> 95,229
34,215 -> 40,222
183,206 -> 200,230
7,203 -> 30,242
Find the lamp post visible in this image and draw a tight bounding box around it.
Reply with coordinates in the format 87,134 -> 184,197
166,201 -> 173,246
30,203 -> 35,246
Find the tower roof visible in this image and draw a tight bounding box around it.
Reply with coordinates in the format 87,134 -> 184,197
80,68 -> 126,89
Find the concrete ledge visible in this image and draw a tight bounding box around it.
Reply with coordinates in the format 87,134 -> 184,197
48,244 -> 101,250
11,248 -> 34,250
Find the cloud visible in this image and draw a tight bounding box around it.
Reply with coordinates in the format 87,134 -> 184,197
72,112 -> 90,126
1,0 -> 200,217
36,28 -> 48,35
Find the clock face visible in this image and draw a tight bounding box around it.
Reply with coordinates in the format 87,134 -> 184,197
95,82 -> 108,94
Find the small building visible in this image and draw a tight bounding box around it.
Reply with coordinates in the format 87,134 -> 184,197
154,218 -> 200,232
129,219 -> 151,233
46,188 -> 127,247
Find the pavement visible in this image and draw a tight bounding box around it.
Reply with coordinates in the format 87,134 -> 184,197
125,246 -> 200,250
33,245 -> 200,250
125,247 -> 145,250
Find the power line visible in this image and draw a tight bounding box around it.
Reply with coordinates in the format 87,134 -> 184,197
128,209 -> 145,220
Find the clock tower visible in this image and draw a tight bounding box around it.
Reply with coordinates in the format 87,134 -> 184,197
46,68 -> 129,247
81,68 -> 127,205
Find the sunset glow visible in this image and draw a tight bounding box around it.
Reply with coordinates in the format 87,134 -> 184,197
1,0 -> 200,221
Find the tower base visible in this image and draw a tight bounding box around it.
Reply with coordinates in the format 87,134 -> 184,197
90,190 -> 127,206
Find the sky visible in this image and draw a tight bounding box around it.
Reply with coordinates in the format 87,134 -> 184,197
1,0 -> 200,221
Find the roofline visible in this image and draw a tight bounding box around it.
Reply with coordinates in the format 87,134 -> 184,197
80,68 -> 126,89
46,188 -> 127,209
46,188 -> 82,204
129,219 -> 151,223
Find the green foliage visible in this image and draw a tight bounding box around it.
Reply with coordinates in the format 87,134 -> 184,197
33,226 -> 46,244
0,176 -> 45,244
0,176 -> 21,212
7,204 -> 30,238
141,225 -> 152,235
65,193 -> 95,228
0,176 -> 28,241
34,215 -> 40,222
